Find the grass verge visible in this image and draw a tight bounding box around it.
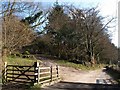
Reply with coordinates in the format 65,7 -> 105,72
6,56 -> 37,65
56,60 -> 105,70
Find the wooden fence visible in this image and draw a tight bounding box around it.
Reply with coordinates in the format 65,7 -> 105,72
2,62 -> 60,87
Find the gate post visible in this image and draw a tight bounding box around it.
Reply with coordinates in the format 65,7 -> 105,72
50,66 -> 52,82
38,63 -> 40,84
4,62 -> 7,83
34,61 -> 40,85
56,65 -> 59,78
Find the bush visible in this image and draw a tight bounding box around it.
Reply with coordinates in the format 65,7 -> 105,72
25,51 -> 30,55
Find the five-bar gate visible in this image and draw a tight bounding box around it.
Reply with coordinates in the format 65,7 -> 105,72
2,62 -> 60,87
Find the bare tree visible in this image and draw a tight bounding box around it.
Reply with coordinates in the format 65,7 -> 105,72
1,1 -> 44,54
2,15 -> 35,54
65,6 -> 115,65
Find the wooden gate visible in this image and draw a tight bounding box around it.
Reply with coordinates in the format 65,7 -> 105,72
2,62 -> 38,85
37,65 -> 60,87
2,62 -> 60,86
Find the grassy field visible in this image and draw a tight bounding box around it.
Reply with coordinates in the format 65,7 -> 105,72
56,60 -> 105,70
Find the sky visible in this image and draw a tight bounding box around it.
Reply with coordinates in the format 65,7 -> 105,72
38,0 -> 118,47
1,0 -> 119,47
96,0 -> 118,47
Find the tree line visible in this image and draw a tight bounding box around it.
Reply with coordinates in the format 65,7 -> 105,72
1,1 -> 118,65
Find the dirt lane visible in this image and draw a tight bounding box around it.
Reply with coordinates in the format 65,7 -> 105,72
60,67 -> 117,84
41,68 -> 120,90
40,59 -> 117,84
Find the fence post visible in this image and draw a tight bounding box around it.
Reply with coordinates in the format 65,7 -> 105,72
12,66 -> 14,81
34,61 -> 40,84
4,62 -> 7,82
50,66 -> 52,82
38,63 -> 40,84
56,65 -> 59,78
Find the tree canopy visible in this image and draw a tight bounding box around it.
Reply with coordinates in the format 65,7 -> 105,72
1,1 -> 118,65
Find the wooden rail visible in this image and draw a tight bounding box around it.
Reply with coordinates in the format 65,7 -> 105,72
37,65 -> 60,86
2,61 -> 60,87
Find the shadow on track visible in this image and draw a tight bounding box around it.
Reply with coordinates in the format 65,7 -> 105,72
41,81 -> 120,90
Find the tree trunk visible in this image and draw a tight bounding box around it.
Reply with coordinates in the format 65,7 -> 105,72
90,55 -> 96,67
